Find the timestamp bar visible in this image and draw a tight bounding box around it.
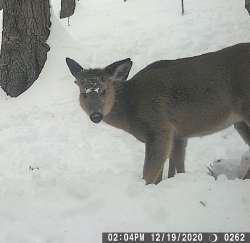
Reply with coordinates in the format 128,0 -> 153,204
102,232 -> 250,243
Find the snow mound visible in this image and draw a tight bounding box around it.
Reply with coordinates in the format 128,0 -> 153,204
208,159 -> 240,180
0,88 -> 8,100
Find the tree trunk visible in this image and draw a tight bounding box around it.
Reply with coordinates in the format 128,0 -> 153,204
246,0 -> 250,15
0,0 -> 51,97
60,0 -> 76,19
181,0 -> 184,15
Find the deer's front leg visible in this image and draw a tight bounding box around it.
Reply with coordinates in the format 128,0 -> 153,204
143,130 -> 174,184
168,138 -> 188,178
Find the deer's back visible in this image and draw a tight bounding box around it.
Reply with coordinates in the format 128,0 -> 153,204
125,43 -> 250,138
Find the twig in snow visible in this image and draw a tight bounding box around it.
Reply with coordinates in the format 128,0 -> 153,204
207,163 -> 217,180
29,165 -> 40,172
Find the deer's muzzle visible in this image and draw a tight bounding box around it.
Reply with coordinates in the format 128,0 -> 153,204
90,112 -> 103,123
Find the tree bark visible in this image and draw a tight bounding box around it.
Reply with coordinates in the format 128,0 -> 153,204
0,0 -> 51,97
60,0 -> 76,19
246,0 -> 250,15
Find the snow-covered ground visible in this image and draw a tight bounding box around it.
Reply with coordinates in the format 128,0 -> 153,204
0,0 -> 250,242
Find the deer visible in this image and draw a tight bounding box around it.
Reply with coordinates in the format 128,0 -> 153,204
66,43 -> 250,185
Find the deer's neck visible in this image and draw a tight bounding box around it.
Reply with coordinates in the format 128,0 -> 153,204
103,82 -> 131,133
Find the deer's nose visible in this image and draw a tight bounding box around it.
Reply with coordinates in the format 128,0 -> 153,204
90,112 -> 103,123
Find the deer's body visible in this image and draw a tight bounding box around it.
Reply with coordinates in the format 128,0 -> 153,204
66,43 -> 250,184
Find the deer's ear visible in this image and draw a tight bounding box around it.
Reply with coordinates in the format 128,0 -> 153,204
105,58 -> 132,81
66,58 -> 83,78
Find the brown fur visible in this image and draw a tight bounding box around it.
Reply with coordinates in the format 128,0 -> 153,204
66,43 -> 250,184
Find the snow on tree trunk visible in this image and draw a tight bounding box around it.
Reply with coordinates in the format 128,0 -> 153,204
246,0 -> 250,15
0,0 -> 51,97
60,0 -> 76,19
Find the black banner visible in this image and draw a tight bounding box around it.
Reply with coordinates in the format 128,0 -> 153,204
102,232 -> 250,243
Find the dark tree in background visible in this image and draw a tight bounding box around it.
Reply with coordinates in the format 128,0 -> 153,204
0,0 -> 51,97
60,0 -> 76,19
181,0 -> 184,15
246,0 -> 250,15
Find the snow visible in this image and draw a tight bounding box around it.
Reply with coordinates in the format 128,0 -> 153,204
0,0 -> 250,242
